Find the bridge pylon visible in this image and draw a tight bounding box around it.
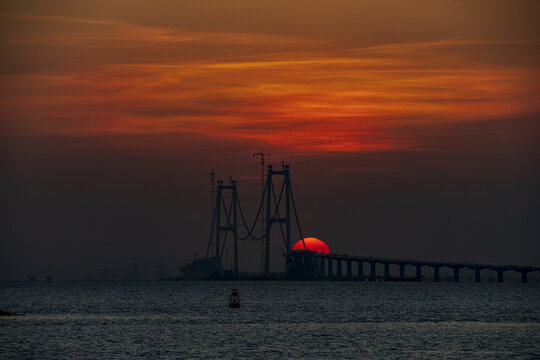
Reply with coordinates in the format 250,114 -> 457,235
213,179 -> 239,278
264,164 -> 292,275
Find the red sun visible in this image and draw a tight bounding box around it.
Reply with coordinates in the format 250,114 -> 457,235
291,237 -> 331,254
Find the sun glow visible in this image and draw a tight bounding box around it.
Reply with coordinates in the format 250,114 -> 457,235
291,238 -> 331,254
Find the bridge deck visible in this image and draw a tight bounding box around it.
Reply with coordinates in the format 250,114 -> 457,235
286,251 -> 540,282
312,253 -> 540,273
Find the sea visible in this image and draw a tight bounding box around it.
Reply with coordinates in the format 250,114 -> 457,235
1,281 -> 539,359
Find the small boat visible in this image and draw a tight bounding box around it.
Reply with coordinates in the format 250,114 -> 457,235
229,288 -> 240,308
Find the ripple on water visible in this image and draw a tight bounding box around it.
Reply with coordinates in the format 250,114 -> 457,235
1,281 -> 539,359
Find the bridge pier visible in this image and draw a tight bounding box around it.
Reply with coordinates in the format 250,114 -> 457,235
433,266 -> 440,282
319,258 -> 326,280
384,263 -> 390,280
337,259 -> 342,279
475,268 -> 481,283
370,262 -> 376,281
306,253 -> 315,280
519,270 -> 530,283
358,261 -> 363,281
399,264 -> 405,279
497,270 -> 504,283
416,265 -> 422,281
328,258 -> 333,279
346,260 -> 352,280
451,267 -> 462,282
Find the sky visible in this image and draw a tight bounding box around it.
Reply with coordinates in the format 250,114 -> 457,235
1,0 -> 539,280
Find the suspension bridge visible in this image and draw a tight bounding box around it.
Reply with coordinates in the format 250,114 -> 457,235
180,163 -> 540,282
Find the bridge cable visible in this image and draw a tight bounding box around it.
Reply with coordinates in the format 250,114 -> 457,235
236,180 -> 269,241
206,169 -> 307,258
270,179 -> 288,251
288,178 -> 307,251
219,193 -> 234,260
204,202 -> 218,258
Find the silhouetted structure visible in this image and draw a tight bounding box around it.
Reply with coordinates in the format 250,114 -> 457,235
212,179 -> 239,277
288,252 -> 540,283
181,163 -> 540,283
179,256 -> 222,280
194,164 -> 306,279
228,288 -> 240,308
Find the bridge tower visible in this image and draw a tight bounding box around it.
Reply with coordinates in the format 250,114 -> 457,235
214,179 -> 239,278
264,164 -> 294,275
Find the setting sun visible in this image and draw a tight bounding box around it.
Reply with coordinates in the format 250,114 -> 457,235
291,237 -> 331,254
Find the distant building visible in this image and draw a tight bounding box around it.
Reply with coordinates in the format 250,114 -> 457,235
179,257 -> 222,280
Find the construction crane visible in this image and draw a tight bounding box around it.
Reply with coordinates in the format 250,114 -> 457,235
252,151 -> 280,205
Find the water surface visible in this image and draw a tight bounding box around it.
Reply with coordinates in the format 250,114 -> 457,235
1,282 -> 539,359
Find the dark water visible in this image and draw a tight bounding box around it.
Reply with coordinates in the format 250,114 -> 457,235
1,281 -> 539,359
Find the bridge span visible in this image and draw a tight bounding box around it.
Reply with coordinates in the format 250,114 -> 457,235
205,164 -> 539,283
287,251 -> 540,283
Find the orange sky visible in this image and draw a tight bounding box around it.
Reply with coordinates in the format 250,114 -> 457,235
1,1 -> 539,153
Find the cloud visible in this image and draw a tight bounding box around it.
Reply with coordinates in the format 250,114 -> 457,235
1,11 -> 539,153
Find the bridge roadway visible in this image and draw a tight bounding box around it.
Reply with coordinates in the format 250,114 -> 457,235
289,251 -> 540,283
